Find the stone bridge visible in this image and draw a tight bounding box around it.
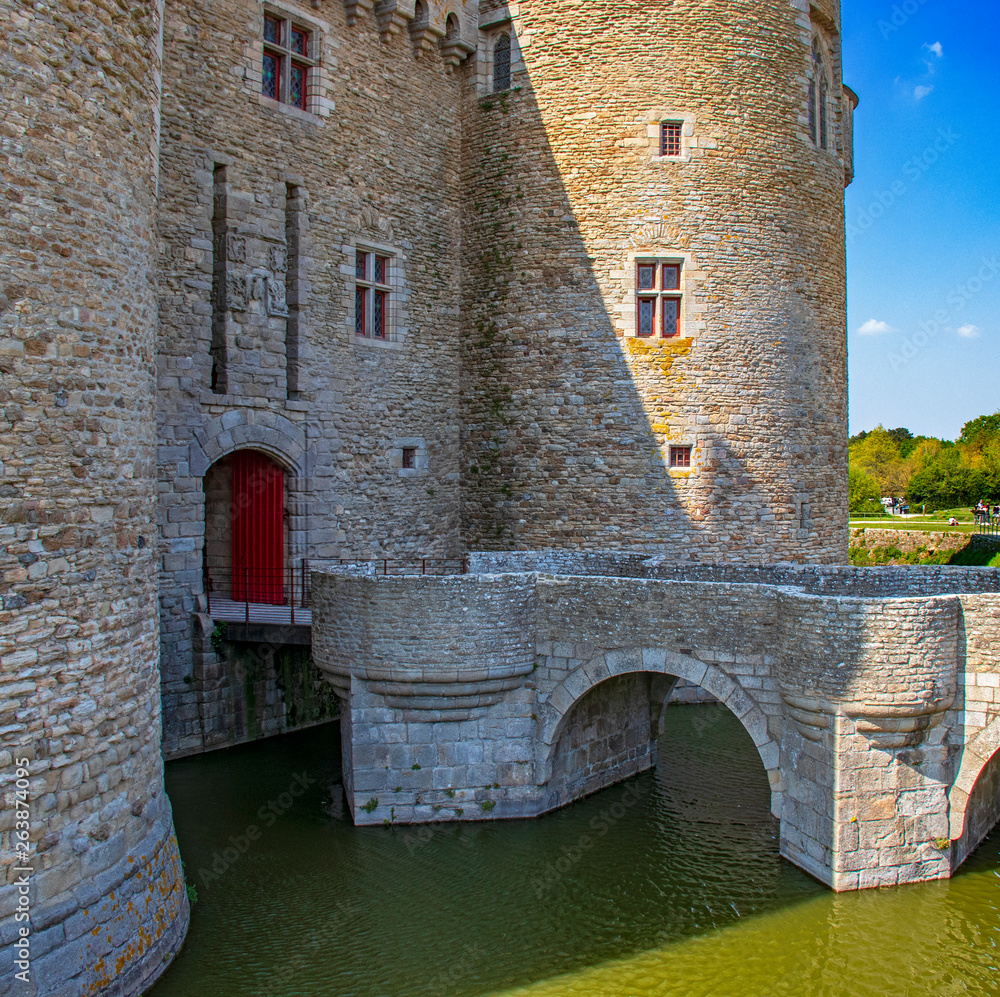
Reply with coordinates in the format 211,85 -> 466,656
311,552 -> 1000,891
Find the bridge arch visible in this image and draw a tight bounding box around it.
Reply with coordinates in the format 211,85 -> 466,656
949,714 -> 1000,843
537,648 -> 782,816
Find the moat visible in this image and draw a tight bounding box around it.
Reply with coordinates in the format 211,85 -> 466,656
151,707 -> 1000,997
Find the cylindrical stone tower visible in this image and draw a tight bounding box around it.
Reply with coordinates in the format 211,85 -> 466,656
0,2 -> 188,994
462,0 -> 852,563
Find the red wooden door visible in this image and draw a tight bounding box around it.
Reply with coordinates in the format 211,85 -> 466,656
231,450 -> 285,605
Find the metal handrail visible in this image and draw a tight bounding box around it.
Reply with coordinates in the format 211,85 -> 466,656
974,514 -> 1000,537
202,557 -> 469,623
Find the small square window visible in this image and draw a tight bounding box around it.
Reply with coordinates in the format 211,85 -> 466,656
669,446 -> 691,468
264,15 -> 281,44
637,264 -> 656,291
661,121 -> 682,157
402,448 -> 416,469
291,27 -> 308,56
662,264 -> 680,290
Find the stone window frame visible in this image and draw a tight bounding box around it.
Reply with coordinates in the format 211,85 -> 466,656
627,254 -> 689,341
394,437 -> 428,478
342,237 -> 410,352
262,9 -> 316,110
476,7 -> 526,97
635,260 -> 683,339
491,31 -> 512,92
354,248 -> 392,340
643,111 -> 697,164
242,2 -> 333,123
801,7 -> 844,158
614,244 -> 705,340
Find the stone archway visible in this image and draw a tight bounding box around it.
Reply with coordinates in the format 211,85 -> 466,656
190,409 -> 306,477
537,647 -> 782,816
949,715 -> 1000,846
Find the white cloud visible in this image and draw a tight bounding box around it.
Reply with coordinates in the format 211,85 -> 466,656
857,318 -> 893,336
925,41 -> 944,58
914,84 -> 934,100
957,324 -> 981,339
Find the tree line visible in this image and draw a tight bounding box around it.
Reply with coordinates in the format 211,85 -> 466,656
849,412 -> 1000,514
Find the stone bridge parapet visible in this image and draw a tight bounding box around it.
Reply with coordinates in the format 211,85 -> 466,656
311,554 -> 1000,891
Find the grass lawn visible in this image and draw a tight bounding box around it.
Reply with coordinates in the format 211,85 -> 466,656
849,507 -> 983,533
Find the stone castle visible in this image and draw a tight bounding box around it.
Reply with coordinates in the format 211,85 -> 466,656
4,1 -> 999,995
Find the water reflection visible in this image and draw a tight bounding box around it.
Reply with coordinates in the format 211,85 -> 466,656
152,705 -> 1000,997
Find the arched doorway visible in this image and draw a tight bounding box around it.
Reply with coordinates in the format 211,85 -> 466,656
204,449 -> 288,606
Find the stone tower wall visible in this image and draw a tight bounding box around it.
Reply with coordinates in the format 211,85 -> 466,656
460,0 -> 850,562
0,2 -> 188,993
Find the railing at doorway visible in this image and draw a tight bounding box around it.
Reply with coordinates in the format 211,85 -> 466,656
203,557 -> 469,627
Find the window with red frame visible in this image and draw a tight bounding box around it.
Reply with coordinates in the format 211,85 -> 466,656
635,260 -> 683,338
661,121 -> 682,157
669,446 -> 691,468
262,12 -> 316,111
355,250 -> 391,340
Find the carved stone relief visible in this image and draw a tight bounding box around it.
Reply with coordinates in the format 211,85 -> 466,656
227,234 -> 247,263
225,273 -> 248,312
269,246 -> 288,273
267,276 -> 289,317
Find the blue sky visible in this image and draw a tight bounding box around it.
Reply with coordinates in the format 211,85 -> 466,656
842,0 -> 999,440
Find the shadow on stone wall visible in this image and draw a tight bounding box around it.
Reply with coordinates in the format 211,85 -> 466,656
460,47 -> 689,550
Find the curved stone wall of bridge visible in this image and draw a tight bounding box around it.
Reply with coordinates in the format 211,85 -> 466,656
311,554 -> 1000,892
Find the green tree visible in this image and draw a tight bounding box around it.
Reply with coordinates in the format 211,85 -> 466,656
886,427 -> 917,458
960,411 -> 1000,448
850,426 -> 905,496
848,464 -> 881,513
978,436 -> 1000,499
906,446 -> 989,508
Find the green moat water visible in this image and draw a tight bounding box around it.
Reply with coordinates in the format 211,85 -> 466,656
151,707 -> 1000,997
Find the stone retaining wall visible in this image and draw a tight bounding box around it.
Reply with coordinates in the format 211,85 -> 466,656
850,528 -> 971,554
